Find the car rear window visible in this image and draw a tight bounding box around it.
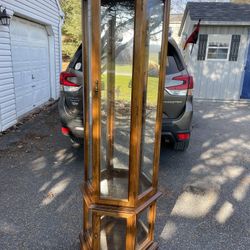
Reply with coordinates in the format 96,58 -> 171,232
70,43 -> 184,75
167,43 -> 184,75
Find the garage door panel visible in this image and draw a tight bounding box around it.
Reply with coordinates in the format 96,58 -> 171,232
13,72 -> 22,87
11,45 -> 29,63
33,89 -> 50,105
10,17 -> 50,118
34,80 -> 50,103
16,94 -> 33,116
13,71 -> 32,89
15,87 -> 33,100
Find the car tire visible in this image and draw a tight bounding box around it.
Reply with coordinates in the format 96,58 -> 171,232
174,140 -> 190,151
69,134 -> 84,147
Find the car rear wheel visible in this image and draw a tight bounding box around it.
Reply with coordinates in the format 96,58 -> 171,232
70,134 -> 84,147
174,140 -> 190,151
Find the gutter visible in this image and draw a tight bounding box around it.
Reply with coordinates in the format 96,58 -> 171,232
190,20 -> 250,27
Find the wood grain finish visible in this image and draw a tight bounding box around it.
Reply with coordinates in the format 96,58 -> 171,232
126,215 -> 137,249
91,0 -> 101,201
152,0 -> 171,190
80,0 -> 171,249
82,0 -> 89,183
128,0 -> 148,207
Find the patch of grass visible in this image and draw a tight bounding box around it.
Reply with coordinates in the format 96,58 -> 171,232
115,65 -> 133,74
101,72 -> 158,105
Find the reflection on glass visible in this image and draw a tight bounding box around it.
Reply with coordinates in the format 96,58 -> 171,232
136,208 -> 149,248
140,0 -> 164,194
100,0 -> 135,199
86,0 -> 93,182
100,216 -> 126,250
88,89 -> 93,181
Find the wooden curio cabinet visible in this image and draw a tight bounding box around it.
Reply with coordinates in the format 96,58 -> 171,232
80,0 -> 170,249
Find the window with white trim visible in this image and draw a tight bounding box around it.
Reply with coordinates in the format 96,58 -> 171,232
206,35 -> 231,60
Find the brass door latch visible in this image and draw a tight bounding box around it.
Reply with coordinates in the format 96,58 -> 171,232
95,80 -> 99,93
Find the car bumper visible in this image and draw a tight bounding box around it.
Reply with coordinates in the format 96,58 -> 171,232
59,96 -> 193,142
161,100 -> 193,142
58,96 -> 84,139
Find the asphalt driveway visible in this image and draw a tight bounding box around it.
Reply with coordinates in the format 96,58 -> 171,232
0,101 -> 249,249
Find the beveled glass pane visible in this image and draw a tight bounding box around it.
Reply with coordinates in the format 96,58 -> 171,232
100,216 -> 126,250
140,0 -> 164,194
86,0 -> 93,182
87,82 -> 93,181
136,208 -> 150,248
100,0 -> 135,199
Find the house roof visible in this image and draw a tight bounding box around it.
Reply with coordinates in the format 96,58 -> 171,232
179,2 -> 250,35
186,2 -> 250,22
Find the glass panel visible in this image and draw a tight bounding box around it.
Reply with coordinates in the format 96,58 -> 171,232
86,0 -> 93,182
136,208 -> 150,248
100,216 -> 126,250
100,0 -> 135,199
166,43 -> 184,75
139,0 -> 164,194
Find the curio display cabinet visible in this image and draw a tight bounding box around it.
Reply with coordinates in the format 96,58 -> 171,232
80,0 -> 170,249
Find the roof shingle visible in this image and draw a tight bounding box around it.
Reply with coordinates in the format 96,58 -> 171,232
186,2 -> 250,22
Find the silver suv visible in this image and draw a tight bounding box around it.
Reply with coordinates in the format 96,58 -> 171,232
58,38 -> 193,151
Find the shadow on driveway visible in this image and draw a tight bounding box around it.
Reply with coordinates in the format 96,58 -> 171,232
0,101 -> 249,249
157,101 -> 250,249
0,103 -> 83,249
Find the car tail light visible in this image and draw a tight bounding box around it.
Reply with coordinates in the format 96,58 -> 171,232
177,133 -> 190,140
165,75 -> 194,96
61,127 -> 70,136
60,72 -> 80,92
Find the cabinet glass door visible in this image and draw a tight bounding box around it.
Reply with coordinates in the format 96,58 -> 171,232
99,0 -> 135,200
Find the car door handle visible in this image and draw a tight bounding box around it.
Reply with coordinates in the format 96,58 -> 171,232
32,74 -> 35,80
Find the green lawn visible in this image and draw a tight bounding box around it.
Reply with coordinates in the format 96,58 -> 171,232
101,72 -> 158,105
115,65 -> 133,74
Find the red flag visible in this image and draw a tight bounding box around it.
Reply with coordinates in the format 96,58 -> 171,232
183,19 -> 201,50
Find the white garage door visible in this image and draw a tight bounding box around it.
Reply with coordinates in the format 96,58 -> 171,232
10,17 -> 50,117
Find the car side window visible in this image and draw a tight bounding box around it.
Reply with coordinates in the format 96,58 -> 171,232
167,43 -> 184,75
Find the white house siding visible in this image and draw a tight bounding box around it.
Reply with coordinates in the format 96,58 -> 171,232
0,0 -> 62,131
0,24 -> 16,131
183,25 -> 248,100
